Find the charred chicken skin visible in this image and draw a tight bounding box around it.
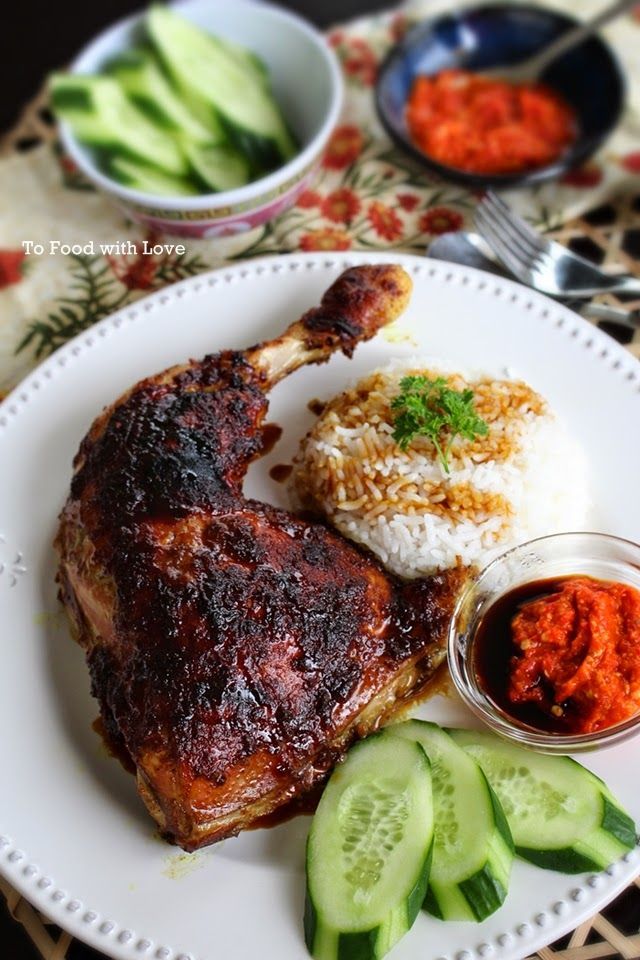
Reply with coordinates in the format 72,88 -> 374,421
56,265 -> 466,851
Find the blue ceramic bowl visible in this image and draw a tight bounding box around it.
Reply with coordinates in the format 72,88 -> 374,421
375,2 -> 625,189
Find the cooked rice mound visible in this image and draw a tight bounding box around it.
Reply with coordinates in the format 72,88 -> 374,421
290,359 -> 589,577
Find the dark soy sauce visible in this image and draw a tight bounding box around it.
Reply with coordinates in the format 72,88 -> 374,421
260,422 -> 282,456
269,463 -> 293,483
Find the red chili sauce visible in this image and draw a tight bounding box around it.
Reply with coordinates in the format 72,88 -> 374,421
406,69 -> 576,176
473,576 -> 640,735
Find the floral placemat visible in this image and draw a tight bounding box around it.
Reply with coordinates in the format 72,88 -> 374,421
1,0 -> 640,394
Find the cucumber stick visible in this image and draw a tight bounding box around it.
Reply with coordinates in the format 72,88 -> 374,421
305,732 -> 434,960
184,142 -> 250,192
147,5 -> 297,165
392,721 -> 513,921
213,35 -> 269,87
49,74 -> 188,176
450,729 -> 637,873
104,47 -> 219,143
108,155 -> 200,196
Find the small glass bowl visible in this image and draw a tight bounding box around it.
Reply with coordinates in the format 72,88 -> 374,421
447,532 -> 640,752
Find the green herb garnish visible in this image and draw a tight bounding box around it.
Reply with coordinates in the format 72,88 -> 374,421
391,375 -> 489,473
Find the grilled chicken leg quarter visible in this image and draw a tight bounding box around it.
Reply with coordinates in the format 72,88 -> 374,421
56,265 -> 466,851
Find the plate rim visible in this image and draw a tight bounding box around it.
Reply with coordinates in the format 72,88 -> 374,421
1,250 -> 639,960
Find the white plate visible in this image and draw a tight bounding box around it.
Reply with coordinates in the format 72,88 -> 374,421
0,252 -> 639,960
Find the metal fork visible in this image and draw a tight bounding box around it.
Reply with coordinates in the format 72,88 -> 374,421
475,191 -> 640,299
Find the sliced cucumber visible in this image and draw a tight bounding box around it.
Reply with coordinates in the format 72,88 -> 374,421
108,154 -> 200,196
450,729 -> 637,873
392,721 -> 513,921
147,5 -> 297,165
221,126 -> 286,179
305,731 -> 434,960
103,46 -> 219,143
184,142 -> 250,192
49,73 -> 188,176
212,35 -> 269,87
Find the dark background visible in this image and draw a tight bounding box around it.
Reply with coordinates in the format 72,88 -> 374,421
0,0 -> 392,134
0,2 -> 388,956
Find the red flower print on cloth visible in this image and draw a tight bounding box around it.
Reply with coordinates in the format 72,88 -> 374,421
299,229 -> 352,252
342,38 -> 378,87
297,189 -> 322,209
397,193 -> 420,212
419,207 -> 464,235
106,236 -> 160,291
321,188 -> 361,224
620,151 -> 640,173
322,125 -> 364,170
327,30 -> 345,48
60,155 -> 78,175
632,4 -> 640,20
560,163 -> 603,188
54,145 -> 95,193
368,202 -> 403,241
0,249 -> 26,289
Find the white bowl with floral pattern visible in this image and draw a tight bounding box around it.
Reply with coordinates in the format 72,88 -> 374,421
58,0 -> 343,238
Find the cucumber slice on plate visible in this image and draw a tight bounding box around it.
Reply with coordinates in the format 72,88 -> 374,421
305,731 -> 434,960
147,5 -> 297,166
184,142 -> 250,192
104,47 -> 220,143
392,721 -> 513,921
108,154 -> 201,197
49,73 -> 188,176
450,729 -> 637,873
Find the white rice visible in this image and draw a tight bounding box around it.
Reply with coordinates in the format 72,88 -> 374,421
290,358 -> 589,578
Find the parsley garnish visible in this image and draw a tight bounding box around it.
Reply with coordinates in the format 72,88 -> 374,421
390,375 -> 489,473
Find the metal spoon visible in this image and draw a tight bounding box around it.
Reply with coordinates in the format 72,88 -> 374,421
481,0 -> 637,83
